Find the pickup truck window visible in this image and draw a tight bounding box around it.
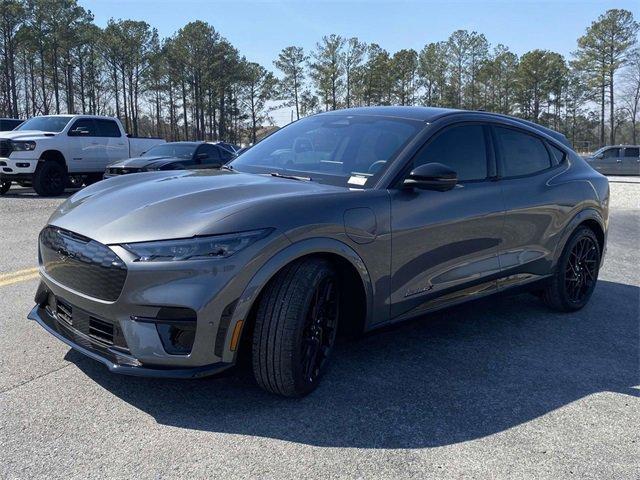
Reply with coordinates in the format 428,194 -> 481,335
16,116 -> 71,133
69,119 -> 97,136
95,119 -> 121,138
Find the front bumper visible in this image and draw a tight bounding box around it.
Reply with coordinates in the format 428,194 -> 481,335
0,156 -> 38,176
28,303 -> 232,378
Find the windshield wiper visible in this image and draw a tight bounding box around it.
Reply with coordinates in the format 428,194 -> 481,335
269,172 -> 311,181
221,164 -> 234,171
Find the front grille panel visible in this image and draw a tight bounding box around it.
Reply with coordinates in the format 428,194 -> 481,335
47,294 -> 125,349
39,226 -> 127,302
0,139 -> 12,157
56,299 -> 73,325
89,317 -> 114,345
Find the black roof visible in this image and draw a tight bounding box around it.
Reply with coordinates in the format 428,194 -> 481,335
318,106 -> 456,122
161,141 -> 204,146
317,106 -> 571,148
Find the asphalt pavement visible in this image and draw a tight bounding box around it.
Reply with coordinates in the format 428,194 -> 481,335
0,178 -> 638,479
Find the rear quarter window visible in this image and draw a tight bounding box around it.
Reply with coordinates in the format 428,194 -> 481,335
548,144 -> 566,165
494,126 -> 552,177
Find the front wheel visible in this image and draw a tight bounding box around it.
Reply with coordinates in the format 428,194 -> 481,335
0,180 -> 10,195
33,161 -> 67,196
252,258 -> 340,397
542,226 -> 601,312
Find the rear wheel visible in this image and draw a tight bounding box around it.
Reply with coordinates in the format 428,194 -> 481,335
542,226 -> 601,312
0,180 -> 10,195
33,161 -> 67,196
252,258 -> 340,397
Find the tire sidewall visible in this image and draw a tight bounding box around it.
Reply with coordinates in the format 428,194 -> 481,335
291,265 -> 339,395
0,180 -> 10,195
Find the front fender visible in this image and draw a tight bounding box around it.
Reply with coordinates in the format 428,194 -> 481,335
223,237 -> 375,362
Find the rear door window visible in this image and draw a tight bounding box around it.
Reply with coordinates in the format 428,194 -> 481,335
624,147 -> 639,157
197,144 -> 221,165
494,127 -> 552,177
95,119 -> 121,138
412,124 -> 488,181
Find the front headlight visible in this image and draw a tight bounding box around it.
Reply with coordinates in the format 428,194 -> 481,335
11,140 -> 36,151
121,229 -> 272,262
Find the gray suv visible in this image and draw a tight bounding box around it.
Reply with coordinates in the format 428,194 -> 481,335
586,145 -> 640,175
29,107 -> 609,397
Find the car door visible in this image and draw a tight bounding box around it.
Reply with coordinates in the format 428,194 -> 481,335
389,123 -> 504,320
592,147 -> 621,175
95,119 -> 128,165
492,125 -> 566,287
621,147 -> 640,175
67,118 -> 106,172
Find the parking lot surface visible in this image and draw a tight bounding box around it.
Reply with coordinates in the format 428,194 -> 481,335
1,179 -> 638,479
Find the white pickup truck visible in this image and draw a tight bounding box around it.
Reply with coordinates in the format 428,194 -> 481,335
0,115 -> 165,196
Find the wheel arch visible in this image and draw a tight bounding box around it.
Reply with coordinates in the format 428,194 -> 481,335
554,208 -> 607,267
39,150 -> 67,169
227,237 -> 374,362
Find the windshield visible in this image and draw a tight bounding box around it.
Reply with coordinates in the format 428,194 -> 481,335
230,114 -> 421,188
16,116 -> 71,133
143,143 -> 197,159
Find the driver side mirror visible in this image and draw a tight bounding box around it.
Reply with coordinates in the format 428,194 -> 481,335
403,163 -> 458,192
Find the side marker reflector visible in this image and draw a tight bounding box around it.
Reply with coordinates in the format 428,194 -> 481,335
230,320 -> 244,352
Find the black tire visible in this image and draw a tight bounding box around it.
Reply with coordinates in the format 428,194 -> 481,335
0,180 -> 10,195
33,161 -> 67,196
252,258 -> 340,397
542,226 -> 601,312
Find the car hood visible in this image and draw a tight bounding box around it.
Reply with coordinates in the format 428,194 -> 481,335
0,130 -> 57,141
49,169 -> 346,244
108,156 -> 181,170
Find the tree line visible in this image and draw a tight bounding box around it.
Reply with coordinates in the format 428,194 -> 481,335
0,1 -> 638,150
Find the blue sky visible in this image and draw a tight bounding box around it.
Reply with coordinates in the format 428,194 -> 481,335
80,0 -> 639,125
82,0 -> 638,66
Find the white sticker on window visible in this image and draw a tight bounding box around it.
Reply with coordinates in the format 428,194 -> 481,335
348,176 -> 368,186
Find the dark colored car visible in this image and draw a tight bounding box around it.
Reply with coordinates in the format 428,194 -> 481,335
30,106 -> 609,397
585,145 -> 640,176
0,118 -> 23,131
104,141 -> 236,178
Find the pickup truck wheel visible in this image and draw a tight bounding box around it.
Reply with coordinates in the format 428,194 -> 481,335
252,258 -> 340,397
33,162 -> 67,196
0,180 -> 10,195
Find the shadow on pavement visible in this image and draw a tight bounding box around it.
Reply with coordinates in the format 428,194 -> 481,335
67,279 -> 639,448
0,188 -> 76,199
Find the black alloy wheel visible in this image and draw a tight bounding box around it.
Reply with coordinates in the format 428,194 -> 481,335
300,276 -> 339,384
564,236 -> 599,303
542,226 -> 601,312
252,258 -> 341,397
